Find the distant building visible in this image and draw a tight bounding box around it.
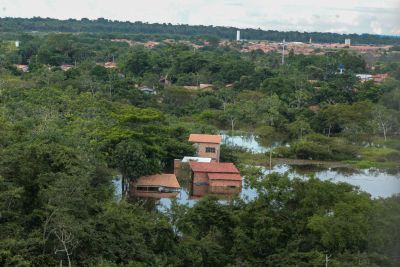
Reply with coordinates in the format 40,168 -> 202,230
236,30 -> 241,41
183,83 -> 213,91
15,64 -> 29,72
130,173 -> 180,198
189,162 -> 242,196
144,41 -> 159,48
356,73 -> 388,83
189,134 -> 222,162
139,86 -> 156,95
356,74 -> 373,82
60,64 -> 74,71
372,73 -> 389,83
103,61 -> 117,69
345,38 -> 351,46
159,75 -> 171,86
15,41 -> 20,47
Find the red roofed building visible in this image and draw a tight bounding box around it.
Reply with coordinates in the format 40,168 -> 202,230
189,134 -> 222,161
372,73 -> 389,83
130,173 -> 180,198
104,61 -> 117,69
189,162 -> 242,196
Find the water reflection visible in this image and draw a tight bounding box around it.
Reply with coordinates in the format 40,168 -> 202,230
220,131 -> 285,153
261,165 -> 400,198
117,163 -> 399,210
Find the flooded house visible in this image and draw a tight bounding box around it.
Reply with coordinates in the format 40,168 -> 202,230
188,134 -> 222,162
174,156 -> 212,176
130,173 -> 181,198
189,162 -> 242,196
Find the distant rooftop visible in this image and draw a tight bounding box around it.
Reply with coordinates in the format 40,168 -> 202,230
135,173 -> 180,188
189,134 -> 222,144
189,162 -> 239,173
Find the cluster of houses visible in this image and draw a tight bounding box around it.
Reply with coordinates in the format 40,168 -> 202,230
130,134 -> 242,199
14,61 -> 117,73
356,73 -> 389,83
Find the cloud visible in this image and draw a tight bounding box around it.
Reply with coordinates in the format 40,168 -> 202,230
0,0 -> 398,35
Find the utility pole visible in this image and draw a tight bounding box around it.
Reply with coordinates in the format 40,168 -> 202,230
281,39 -> 286,65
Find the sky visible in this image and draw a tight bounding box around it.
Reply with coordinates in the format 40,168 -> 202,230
0,0 -> 399,35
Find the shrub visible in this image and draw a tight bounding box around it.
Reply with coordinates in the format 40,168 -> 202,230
291,140 -> 332,160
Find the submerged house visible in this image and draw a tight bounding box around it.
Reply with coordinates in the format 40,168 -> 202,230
189,162 -> 241,196
130,173 -> 180,198
174,156 -> 212,176
189,134 -> 222,162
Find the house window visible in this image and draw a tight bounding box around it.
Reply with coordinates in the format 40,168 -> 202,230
205,147 -> 216,153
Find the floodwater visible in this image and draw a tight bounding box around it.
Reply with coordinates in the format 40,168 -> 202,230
114,164 -> 400,209
221,132 -> 270,153
220,131 -> 284,153
221,133 -> 399,198
154,164 -> 400,209
114,133 -> 400,208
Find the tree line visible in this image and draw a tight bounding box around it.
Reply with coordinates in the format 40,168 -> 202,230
1,17 -> 400,45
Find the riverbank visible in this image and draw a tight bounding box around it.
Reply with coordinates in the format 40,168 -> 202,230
238,152 -> 353,168
236,150 -> 399,173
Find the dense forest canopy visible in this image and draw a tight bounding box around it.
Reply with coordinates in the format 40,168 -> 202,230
0,28 -> 399,266
1,17 -> 400,45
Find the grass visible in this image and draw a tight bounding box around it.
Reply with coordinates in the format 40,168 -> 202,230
234,145 -> 400,171
344,146 -> 400,170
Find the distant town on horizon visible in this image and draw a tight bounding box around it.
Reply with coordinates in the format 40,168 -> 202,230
1,16 -> 399,45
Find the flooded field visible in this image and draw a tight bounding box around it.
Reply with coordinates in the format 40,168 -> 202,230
114,133 -> 399,208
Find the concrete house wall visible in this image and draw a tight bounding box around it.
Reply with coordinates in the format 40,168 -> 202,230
210,179 -> 241,194
192,171 -> 209,184
195,142 -> 220,161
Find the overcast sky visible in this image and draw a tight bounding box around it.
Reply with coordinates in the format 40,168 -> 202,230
0,0 -> 399,35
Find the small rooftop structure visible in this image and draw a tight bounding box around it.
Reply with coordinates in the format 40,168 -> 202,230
139,86 -> 156,95
189,134 -> 222,144
182,157 -> 212,163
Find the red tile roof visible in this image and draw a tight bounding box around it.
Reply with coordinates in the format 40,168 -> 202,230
134,174 -> 180,188
208,173 -> 242,180
189,162 -> 239,173
189,134 -> 222,144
